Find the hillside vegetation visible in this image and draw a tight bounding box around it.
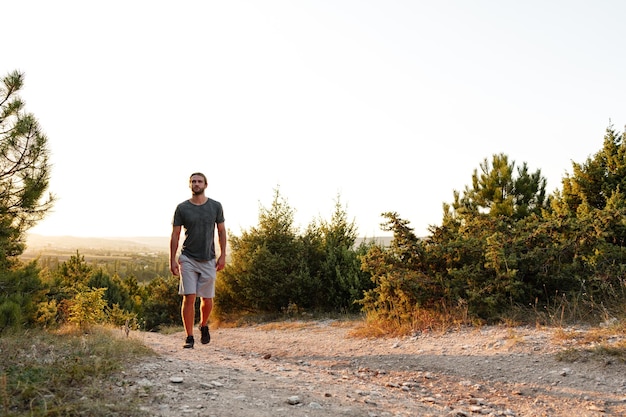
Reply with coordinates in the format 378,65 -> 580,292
8,126 -> 626,334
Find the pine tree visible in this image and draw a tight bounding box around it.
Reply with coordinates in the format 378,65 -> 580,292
217,188 -> 309,313
455,153 -> 547,220
562,124 -> 626,212
0,70 -> 54,267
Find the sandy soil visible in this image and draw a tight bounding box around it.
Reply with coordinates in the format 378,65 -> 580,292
117,320 -> 626,417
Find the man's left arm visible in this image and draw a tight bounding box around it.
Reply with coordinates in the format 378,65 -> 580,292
216,222 -> 227,271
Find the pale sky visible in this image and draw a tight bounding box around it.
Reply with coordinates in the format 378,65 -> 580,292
4,1 -> 626,238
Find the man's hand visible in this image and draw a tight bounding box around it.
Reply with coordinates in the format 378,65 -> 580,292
216,253 -> 226,271
170,261 -> 180,276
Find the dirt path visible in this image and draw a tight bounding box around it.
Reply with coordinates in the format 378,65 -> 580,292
120,320 -> 626,416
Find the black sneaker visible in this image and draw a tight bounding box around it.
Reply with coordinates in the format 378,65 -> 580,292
200,325 -> 211,344
183,335 -> 194,349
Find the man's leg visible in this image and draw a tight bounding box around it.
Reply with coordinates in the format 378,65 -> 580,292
199,297 -> 213,344
182,294 -> 196,336
199,297 -> 213,327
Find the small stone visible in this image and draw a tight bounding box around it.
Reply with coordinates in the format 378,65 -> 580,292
587,405 -> 606,412
169,377 -> 183,383
446,411 -> 469,417
136,378 -> 153,387
287,396 -> 301,405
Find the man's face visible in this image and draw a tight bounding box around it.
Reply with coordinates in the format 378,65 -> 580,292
190,175 -> 207,195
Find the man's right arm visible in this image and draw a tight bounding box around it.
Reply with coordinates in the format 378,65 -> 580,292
170,225 -> 182,276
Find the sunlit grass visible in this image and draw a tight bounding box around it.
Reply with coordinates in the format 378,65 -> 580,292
213,308 -> 364,330
154,324 -> 185,335
348,306 -> 476,338
0,325 -> 154,416
256,321 -> 318,331
250,316 -> 364,332
500,327 -> 527,350
554,321 -> 626,363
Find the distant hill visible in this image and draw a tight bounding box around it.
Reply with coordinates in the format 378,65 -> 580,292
25,234 -> 392,255
355,236 -> 393,247
25,234 -> 170,254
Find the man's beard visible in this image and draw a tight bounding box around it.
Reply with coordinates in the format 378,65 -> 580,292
192,187 -> 205,196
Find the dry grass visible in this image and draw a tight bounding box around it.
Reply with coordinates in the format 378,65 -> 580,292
155,324 -> 185,335
328,318 -> 363,328
0,325 -> 154,416
348,316 -> 408,338
499,327 -> 527,350
553,321 -> 626,363
214,310 -> 364,330
256,320 -> 318,331
348,306 -> 476,339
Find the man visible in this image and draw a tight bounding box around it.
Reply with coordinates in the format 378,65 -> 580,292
170,172 -> 226,349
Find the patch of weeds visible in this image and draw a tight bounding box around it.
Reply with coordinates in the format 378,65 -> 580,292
348,311 -> 416,338
216,312 -> 283,328
503,328 -> 526,349
348,307 -> 475,339
154,324 -> 184,335
552,328 -> 578,342
554,321 -> 626,364
328,318 -> 363,329
555,344 -> 626,364
592,341 -> 626,362
348,319 -> 392,339
257,321 -> 317,331
556,347 -> 589,363
0,325 -> 154,416
214,310 -> 364,330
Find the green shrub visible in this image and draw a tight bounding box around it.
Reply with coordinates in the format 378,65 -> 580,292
68,287 -> 107,330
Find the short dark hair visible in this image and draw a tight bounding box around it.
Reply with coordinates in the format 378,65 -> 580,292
189,172 -> 207,184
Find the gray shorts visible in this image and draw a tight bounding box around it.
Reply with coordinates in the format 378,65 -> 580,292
178,254 -> 216,298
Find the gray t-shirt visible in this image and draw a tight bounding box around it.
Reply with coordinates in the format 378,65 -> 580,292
172,198 -> 225,261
